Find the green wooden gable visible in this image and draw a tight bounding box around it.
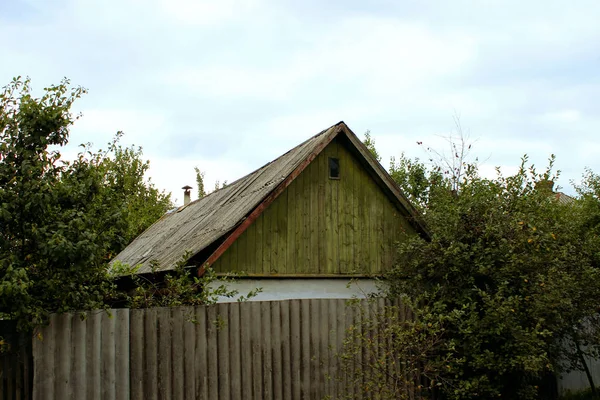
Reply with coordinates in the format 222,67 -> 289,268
113,122 -> 427,277
211,136 -> 416,276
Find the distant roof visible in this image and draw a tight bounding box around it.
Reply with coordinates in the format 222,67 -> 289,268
555,191 -> 575,205
111,121 -> 428,274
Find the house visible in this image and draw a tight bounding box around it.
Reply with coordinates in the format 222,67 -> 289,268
111,121 -> 428,301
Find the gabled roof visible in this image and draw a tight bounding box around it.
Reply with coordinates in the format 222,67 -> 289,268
111,121 -> 428,274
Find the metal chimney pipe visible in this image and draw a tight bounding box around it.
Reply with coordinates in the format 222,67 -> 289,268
182,185 -> 192,206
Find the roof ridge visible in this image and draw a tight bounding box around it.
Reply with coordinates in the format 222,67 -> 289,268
180,122 -> 343,209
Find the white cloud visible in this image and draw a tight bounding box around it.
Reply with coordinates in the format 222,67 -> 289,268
2,0 -> 600,202
158,0 -> 264,26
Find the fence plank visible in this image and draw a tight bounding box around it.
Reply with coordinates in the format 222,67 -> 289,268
72,312 -> 87,400
130,309 -> 144,400
217,303 -> 231,400
271,301 -> 283,400
157,308 -> 172,400
183,307 -> 196,400
228,302 -> 242,400
250,301 -> 263,400
85,311 -> 102,400
289,299 -> 301,400
206,305 -> 219,400
101,310 -> 116,400
194,306 -> 208,400
300,299 -> 311,400
239,302 -> 253,400
171,308 -> 184,400
261,301 -> 273,400
143,308 -> 158,400
115,309 -> 130,400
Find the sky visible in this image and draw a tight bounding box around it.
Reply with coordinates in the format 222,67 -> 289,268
1,0 -> 599,204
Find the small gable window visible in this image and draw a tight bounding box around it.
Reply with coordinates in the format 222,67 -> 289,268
329,157 -> 340,179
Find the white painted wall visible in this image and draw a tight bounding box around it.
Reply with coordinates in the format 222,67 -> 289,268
208,278 -> 386,303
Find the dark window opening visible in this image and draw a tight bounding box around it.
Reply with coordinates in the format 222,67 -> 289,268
329,157 -> 340,179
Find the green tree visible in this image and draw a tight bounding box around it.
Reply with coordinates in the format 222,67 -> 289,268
342,130 -> 600,399
395,162 -> 600,399
0,77 -> 173,331
194,166 -> 206,199
91,134 -> 172,258
0,77 -> 113,330
363,130 -> 381,162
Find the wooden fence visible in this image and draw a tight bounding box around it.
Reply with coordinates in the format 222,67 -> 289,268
32,298 -> 404,400
0,321 -> 33,400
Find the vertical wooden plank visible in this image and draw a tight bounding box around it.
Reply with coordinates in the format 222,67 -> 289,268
354,303 -> 364,400
229,302 -> 242,400
194,307 -> 208,400
308,156 -> 318,274
263,204 -> 273,274
183,307 -> 197,400
324,146 -> 334,274
362,170 -> 375,271
291,170 -> 301,274
320,300 -> 332,399
206,305 -> 220,400
318,153 -> 327,273
376,191 -> 384,273
277,189 -> 288,274
239,303 -> 253,399
143,308 -> 158,400
24,330 -> 32,400
85,311 -> 102,400
358,167 -> 367,272
34,316 -> 54,400
217,303 -> 231,400
130,309 -> 144,400
3,343 -> 9,400
336,299 -> 349,399
287,174 -> 297,275
289,300 -> 301,400
261,302 -> 273,400
300,299 -> 311,399
246,219 -> 256,274
1,345 -> 7,400
157,308 -> 172,400
101,311 -> 116,400
381,198 -> 390,271
309,300 -> 321,399
271,302 -> 283,400
264,201 -> 279,273
325,299 -> 336,399
347,148 -> 356,273
351,154 -> 358,272
272,195 -> 281,275
15,340 -> 22,400
251,302 -> 264,399
230,231 -> 240,273
54,313 -> 72,399
115,309 -> 130,400
280,301 -> 292,400
338,142 -> 348,273
303,163 -> 312,274
171,308 -> 185,400
237,215 -> 250,274
331,143 -> 340,274
292,169 -> 301,274
72,312 -> 87,400
255,214 -> 264,275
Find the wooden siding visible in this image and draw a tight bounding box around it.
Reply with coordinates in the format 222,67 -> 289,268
212,138 -> 415,275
